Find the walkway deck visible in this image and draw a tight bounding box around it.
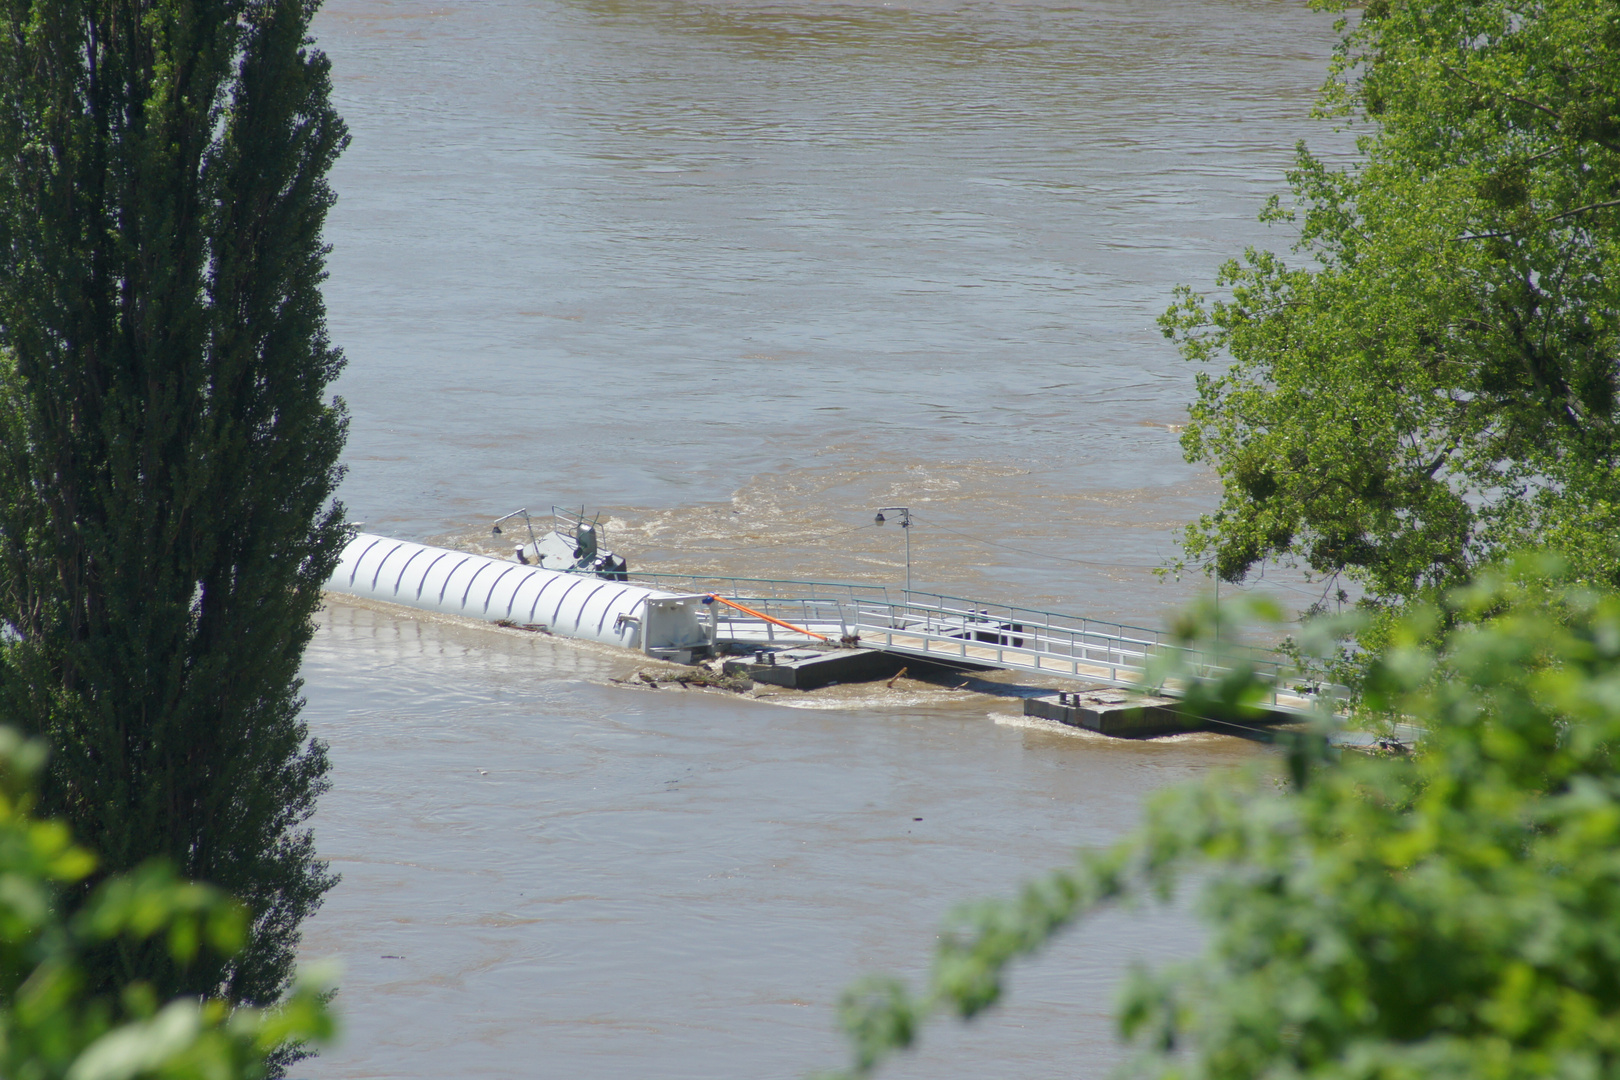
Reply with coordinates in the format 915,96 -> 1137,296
625,572 -> 1325,716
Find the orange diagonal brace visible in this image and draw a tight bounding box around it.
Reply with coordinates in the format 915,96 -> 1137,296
707,594 -> 830,642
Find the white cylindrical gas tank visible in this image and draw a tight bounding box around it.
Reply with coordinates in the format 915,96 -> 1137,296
325,532 -> 708,656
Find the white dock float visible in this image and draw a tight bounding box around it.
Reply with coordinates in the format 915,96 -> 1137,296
325,533 -> 711,659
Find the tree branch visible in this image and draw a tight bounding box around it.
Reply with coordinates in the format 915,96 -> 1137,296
1439,62 -> 1561,120
1545,198 -> 1620,224
1424,446 -> 1455,478
1453,199 -> 1620,241
1437,63 -> 1620,156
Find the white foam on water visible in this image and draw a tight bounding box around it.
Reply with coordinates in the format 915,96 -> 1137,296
992,710 -> 1114,740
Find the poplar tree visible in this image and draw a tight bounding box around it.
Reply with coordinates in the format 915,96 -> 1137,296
0,0 -> 349,1011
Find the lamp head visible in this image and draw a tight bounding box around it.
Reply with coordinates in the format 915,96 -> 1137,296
492,524 -> 503,536
874,511 -> 886,526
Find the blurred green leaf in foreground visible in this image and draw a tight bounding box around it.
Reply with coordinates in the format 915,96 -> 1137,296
827,552 -> 1620,1079
0,728 -> 334,1080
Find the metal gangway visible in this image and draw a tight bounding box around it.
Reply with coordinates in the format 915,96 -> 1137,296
624,571 -> 1324,715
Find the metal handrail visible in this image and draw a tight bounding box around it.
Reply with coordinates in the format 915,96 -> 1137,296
887,586 -> 1286,667
537,561 -> 1319,711
708,589 -> 1314,713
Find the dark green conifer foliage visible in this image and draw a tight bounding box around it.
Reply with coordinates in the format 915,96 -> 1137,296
0,0 -> 349,1009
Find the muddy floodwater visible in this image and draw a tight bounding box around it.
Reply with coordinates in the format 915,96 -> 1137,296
298,1 -> 1346,1075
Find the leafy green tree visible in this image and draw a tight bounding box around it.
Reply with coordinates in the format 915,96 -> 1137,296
827,554 -> 1620,1078
1161,0 -> 1620,605
0,0 -> 349,1009
0,726 -> 334,1080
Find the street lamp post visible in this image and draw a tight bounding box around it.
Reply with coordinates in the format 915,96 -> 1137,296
873,507 -> 912,593
492,508 -> 541,560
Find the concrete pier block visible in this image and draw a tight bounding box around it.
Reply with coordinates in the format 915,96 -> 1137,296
1024,688 -> 1195,738
722,647 -> 906,690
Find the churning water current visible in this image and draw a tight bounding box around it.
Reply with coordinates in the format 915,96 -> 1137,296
298,1 -> 1347,1075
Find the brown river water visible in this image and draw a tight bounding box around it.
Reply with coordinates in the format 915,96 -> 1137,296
298,1 -> 1349,1075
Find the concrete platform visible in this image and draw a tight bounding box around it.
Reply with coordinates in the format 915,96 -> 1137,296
722,647 -> 907,691
1024,688 -> 1196,738
1025,686 -> 1318,739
